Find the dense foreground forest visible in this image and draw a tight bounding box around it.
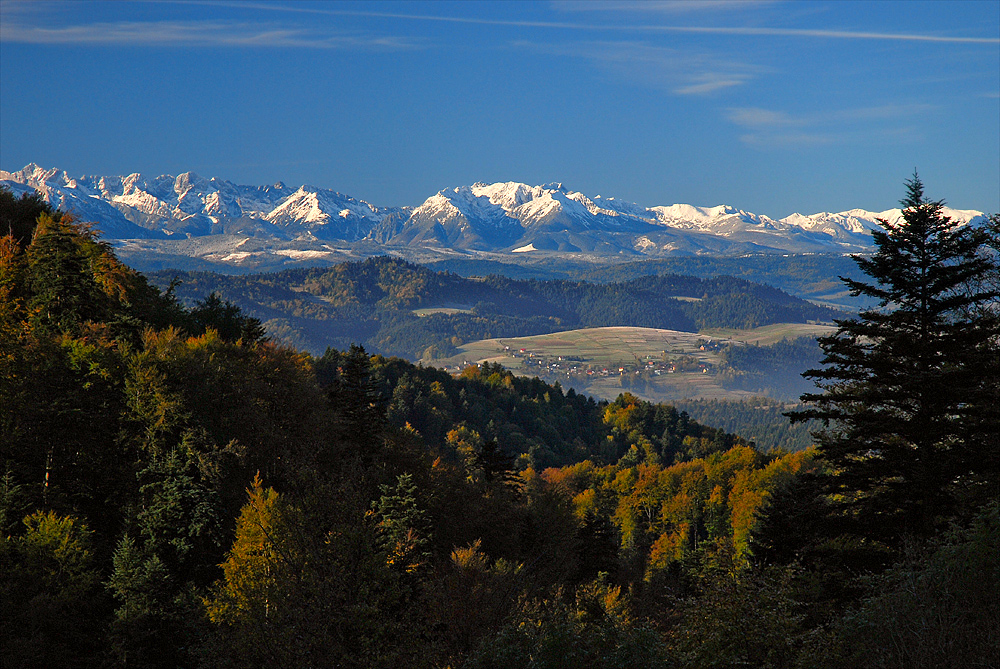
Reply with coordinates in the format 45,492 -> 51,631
2,182 -> 999,668
148,256 -> 842,359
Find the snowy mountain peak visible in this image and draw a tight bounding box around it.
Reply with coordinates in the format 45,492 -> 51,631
1,164 -> 401,241
173,171 -> 207,193
1,165 -> 988,266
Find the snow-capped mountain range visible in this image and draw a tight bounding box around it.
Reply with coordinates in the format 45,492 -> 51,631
0,164 -> 398,241
1,164 -> 986,270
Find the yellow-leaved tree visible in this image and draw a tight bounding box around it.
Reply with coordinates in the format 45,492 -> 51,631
205,473 -> 290,627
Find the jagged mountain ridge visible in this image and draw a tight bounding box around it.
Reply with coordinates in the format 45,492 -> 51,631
1,164 -> 402,241
1,164 -> 986,268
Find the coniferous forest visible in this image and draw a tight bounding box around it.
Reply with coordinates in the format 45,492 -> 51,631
1,179 -> 998,668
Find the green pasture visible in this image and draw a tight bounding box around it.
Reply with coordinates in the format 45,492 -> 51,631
430,327 -> 738,402
700,322 -> 837,346
412,306 -> 474,317
429,324 -> 830,403
436,327 -> 717,367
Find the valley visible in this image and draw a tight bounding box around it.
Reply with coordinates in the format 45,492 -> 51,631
429,323 -> 836,405
148,254 -> 835,453
146,255 -> 842,365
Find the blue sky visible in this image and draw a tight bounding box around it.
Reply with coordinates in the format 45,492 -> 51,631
1,0 -> 997,217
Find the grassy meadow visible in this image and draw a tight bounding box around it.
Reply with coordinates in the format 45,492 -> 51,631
427,323 -> 835,403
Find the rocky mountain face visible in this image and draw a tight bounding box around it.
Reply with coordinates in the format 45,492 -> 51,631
1,164 -> 402,241
2,164 -> 986,271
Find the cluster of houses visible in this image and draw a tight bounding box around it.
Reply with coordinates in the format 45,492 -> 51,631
502,346 -> 713,383
439,338 -> 726,385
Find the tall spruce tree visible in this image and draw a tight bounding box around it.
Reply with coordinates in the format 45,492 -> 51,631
791,175 -> 1000,547
26,214 -> 109,333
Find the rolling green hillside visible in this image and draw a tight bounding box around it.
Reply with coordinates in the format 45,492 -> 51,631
430,324 -> 831,400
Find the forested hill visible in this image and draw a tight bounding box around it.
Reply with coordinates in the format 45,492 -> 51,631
425,252 -> 869,309
1,189 -> 786,666
3,184 -> 996,668
149,256 -> 842,358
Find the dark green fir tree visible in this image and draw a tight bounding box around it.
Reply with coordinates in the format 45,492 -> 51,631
791,175 -> 1000,549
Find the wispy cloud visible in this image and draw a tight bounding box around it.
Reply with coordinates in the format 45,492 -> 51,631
0,19 -> 419,50
825,104 -> 937,122
5,2 -> 993,49
726,104 -> 936,148
726,107 -> 801,128
738,131 -> 834,148
670,25 -> 998,44
673,76 -> 748,95
517,40 -> 761,95
187,2 -> 999,45
552,1 -> 781,14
